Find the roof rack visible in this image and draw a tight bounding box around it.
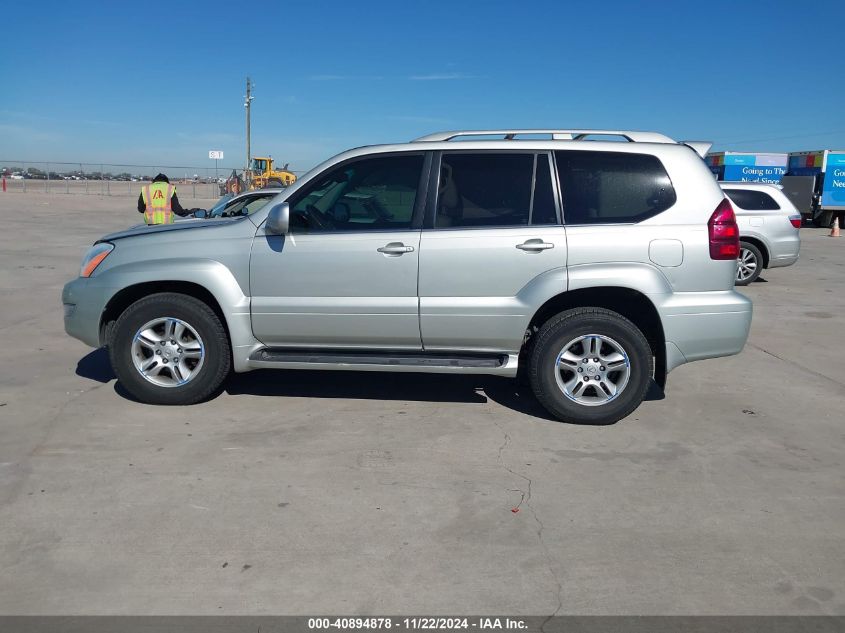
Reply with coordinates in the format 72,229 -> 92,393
412,129 -> 677,144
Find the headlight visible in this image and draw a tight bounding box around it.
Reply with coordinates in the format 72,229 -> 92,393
80,242 -> 114,278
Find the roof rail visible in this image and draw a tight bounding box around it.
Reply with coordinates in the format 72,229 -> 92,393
412,129 -> 677,144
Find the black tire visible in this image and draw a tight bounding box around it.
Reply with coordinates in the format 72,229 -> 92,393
265,179 -> 284,188
108,293 -> 231,405
528,308 -> 652,425
736,241 -> 763,286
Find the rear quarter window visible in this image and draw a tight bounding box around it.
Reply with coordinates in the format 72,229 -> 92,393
723,189 -> 781,210
555,150 -> 676,224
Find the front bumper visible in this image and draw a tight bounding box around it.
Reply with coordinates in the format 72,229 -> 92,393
62,277 -> 112,348
657,290 -> 753,373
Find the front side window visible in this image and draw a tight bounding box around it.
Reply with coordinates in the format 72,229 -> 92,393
723,189 -> 780,210
289,155 -> 423,232
240,195 -> 275,216
555,150 -> 676,224
222,193 -> 274,217
209,193 -> 234,216
435,153 -> 557,228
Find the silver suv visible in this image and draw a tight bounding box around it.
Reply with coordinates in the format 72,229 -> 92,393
63,129 -> 752,425
719,182 -> 801,285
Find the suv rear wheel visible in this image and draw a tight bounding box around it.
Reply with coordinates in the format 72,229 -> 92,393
736,241 -> 762,286
529,308 -> 653,425
109,293 -> 231,405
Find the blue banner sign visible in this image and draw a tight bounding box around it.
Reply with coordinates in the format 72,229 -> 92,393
821,153 -> 845,208
722,165 -> 786,184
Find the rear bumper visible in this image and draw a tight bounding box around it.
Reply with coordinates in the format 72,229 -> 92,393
769,252 -> 799,268
657,291 -> 753,373
767,233 -> 800,269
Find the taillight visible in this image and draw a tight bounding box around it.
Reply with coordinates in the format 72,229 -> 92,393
788,215 -> 801,229
708,198 -> 739,260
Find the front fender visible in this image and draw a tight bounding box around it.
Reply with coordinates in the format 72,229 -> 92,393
92,259 -> 258,371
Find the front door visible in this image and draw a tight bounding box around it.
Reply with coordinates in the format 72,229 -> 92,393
250,153 -> 428,349
418,151 -> 568,353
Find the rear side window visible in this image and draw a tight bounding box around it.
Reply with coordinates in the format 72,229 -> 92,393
555,150 -> 676,224
435,153 -> 558,228
723,189 -> 780,210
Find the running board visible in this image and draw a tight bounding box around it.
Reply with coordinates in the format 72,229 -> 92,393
249,348 -> 507,368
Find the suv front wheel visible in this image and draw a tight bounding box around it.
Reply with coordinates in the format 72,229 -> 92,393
529,308 -> 653,425
109,293 -> 231,405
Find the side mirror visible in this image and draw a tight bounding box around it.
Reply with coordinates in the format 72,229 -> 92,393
193,209 -> 208,219
266,202 -> 290,234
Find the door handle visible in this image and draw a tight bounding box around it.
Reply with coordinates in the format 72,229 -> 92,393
377,242 -> 415,255
516,239 -> 554,252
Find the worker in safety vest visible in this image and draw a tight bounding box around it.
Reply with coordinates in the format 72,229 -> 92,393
137,173 -> 188,225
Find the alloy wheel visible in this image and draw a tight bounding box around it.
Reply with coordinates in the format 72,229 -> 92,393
737,247 -> 758,282
131,317 -> 205,387
554,334 -> 631,406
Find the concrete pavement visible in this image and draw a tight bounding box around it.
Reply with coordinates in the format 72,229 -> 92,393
0,192 -> 843,615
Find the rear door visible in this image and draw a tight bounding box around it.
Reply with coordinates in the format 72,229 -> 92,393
418,151 -> 567,352
723,186 -> 781,231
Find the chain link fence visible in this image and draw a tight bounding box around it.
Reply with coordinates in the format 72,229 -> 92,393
0,160 -> 307,198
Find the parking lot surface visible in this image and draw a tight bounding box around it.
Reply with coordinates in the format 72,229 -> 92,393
0,192 -> 843,615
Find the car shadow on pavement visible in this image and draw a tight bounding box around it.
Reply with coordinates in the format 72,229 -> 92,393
75,348 -> 664,424
225,369 -> 563,420
227,369 -> 486,403
225,370 -> 664,424
75,347 -> 115,383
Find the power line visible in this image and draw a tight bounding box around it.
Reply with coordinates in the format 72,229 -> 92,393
714,129 -> 845,146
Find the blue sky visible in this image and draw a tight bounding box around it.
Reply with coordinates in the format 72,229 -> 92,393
1,0 -> 843,172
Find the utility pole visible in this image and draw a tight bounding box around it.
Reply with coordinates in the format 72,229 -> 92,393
244,77 -> 254,186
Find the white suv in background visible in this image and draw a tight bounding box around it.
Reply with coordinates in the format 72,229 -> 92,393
720,182 -> 801,285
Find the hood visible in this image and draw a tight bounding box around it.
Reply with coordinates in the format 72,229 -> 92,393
97,216 -> 245,243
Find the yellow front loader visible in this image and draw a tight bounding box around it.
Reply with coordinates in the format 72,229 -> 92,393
247,157 -> 297,189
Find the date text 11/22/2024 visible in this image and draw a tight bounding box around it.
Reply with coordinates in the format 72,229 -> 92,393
308,617 -> 528,630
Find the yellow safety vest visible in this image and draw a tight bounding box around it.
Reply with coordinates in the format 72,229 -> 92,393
141,182 -> 176,225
